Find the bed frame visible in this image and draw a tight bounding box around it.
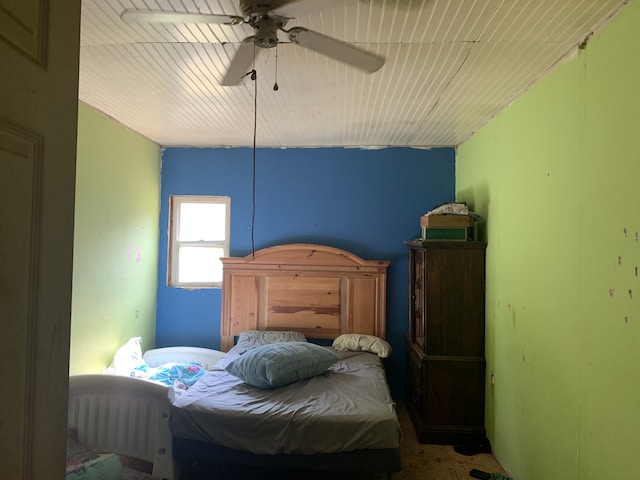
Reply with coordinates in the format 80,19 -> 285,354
220,243 -> 390,350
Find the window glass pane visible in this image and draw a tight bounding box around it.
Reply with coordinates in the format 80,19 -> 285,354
178,246 -> 224,283
179,203 -> 226,241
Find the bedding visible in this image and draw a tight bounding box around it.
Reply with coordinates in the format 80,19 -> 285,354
170,347 -> 401,456
133,361 -> 205,390
332,333 -> 393,358
225,341 -> 340,389
103,338 -> 219,393
105,336 -> 144,375
235,329 -> 307,354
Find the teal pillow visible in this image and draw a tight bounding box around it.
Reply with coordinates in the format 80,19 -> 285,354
225,342 -> 340,389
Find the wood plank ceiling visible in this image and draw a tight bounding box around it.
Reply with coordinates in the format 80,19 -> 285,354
79,0 -> 628,147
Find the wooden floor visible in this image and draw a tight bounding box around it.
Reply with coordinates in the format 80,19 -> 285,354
393,401 -> 508,480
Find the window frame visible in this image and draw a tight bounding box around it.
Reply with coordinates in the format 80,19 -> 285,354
168,195 -> 230,289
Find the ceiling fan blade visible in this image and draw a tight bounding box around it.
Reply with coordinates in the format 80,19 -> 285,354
221,38 -> 259,86
272,0 -> 419,19
270,0 -> 334,19
287,27 -> 384,73
121,9 -> 242,25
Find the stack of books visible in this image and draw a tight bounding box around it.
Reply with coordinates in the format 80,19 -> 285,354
420,214 -> 473,241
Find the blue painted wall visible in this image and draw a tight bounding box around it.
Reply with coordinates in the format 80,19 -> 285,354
156,147 -> 455,396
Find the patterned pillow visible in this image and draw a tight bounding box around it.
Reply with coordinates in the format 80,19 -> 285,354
235,330 -> 307,354
332,334 -> 392,358
225,342 -> 340,389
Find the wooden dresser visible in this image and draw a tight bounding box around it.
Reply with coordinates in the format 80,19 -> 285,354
404,240 -> 488,445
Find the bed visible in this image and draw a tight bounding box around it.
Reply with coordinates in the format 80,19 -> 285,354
67,347 -> 225,480
68,243 -> 401,479
171,244 -> 400,477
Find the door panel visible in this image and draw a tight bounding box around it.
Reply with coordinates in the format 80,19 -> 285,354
0,1 -> 81,478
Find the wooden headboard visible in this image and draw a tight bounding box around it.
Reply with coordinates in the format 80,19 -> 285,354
220,244 -> 389,351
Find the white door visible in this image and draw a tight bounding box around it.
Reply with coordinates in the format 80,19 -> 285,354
0,2 -> 81,478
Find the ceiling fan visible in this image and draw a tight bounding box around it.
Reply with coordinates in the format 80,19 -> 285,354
120,0 -> 385,86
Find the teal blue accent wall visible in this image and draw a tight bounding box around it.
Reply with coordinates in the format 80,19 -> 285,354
456,2 -> 640,478
156,146 -> 455,396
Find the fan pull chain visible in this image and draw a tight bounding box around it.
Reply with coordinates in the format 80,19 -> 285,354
273,44 -> 279,91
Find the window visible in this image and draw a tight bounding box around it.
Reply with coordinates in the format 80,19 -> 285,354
168,195 -> 230,288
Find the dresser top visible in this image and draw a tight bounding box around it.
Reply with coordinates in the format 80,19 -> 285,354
404,240 -> 487,250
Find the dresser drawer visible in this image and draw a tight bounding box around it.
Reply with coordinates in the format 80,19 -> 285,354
423,355 -> 486,428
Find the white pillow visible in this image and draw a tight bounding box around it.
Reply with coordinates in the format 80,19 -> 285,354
332,334 -> 392,358
106,336 -> 143,375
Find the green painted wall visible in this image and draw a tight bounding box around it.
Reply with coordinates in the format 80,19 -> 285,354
69,103 -> 161,374
456,2 -> 640,479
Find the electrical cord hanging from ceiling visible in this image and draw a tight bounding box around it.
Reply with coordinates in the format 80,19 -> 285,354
242,43 -> 258,260
251,69 -> 257,260
243,40 -> 280,259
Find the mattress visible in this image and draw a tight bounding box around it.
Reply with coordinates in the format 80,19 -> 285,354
170,348 -> 401,455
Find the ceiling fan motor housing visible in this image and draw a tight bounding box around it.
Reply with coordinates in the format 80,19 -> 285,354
241,1 -> 289,48
249,15 -> 285,48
